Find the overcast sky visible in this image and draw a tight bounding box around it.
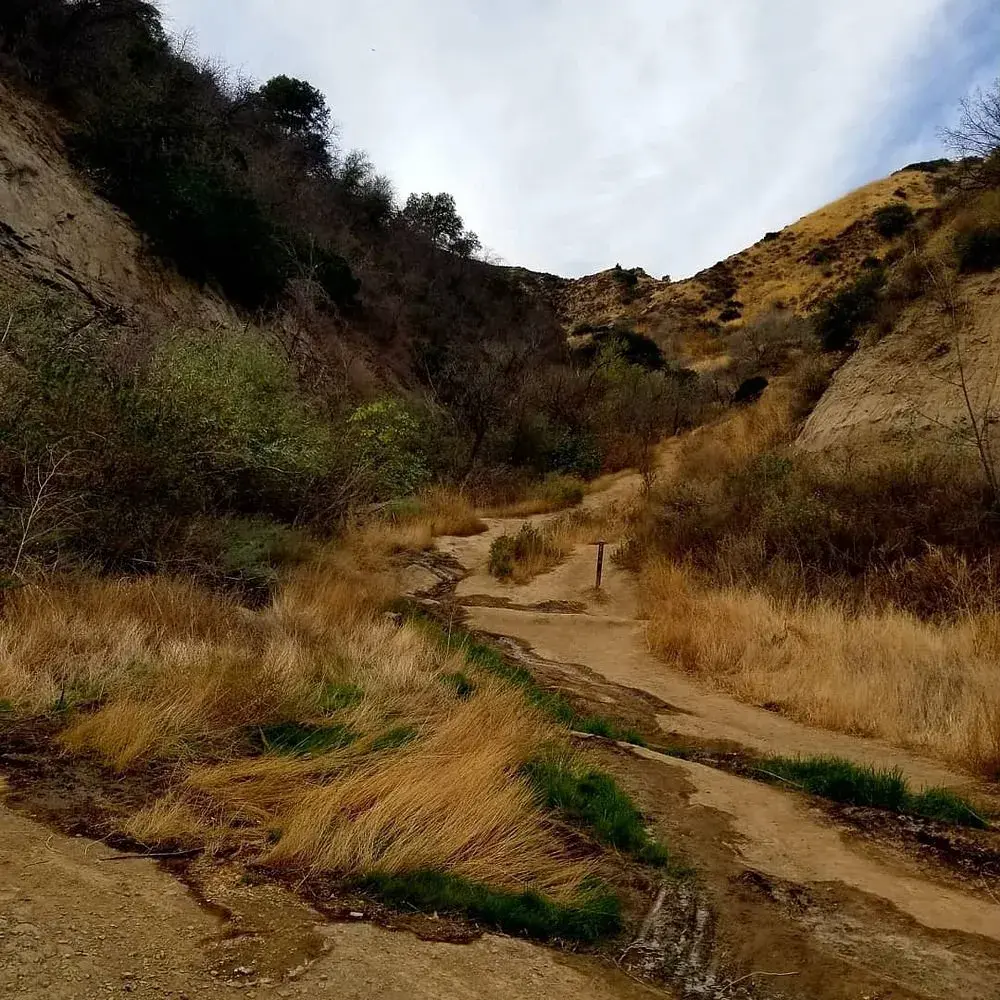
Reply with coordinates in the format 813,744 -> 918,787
158,0 -> 998,279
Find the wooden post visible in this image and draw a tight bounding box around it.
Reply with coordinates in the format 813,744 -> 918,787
595,539 -> 606,589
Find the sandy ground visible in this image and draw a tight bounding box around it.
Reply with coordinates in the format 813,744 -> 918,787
0,792 -> 660,1000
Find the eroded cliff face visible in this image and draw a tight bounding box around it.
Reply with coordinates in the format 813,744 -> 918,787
0,80 -> 231,326
797,270 -> 1000,455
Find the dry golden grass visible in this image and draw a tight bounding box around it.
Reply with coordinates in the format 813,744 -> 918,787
0,524 -> 586,894
480,476 -> 586,519
351,487 -> 487,557
672,377 -> 799,481
641,560 -> 1000,773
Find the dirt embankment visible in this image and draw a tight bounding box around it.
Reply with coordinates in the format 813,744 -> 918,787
797,270 -> 1000,453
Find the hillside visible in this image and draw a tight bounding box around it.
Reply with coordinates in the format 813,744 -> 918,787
535,168 -> 944,352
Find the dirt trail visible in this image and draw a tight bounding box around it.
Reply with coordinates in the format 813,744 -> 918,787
0,789 -> 659,1000
432,471 -> 1000,997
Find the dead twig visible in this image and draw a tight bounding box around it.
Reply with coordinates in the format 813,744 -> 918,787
98,848 -> 203,862
753,768 -> 804,789
724,970 -> 800,993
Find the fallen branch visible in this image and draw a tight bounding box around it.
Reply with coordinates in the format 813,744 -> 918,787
98,848 -> 203,862
724,970 -> 800,993
753,768 -> 804,789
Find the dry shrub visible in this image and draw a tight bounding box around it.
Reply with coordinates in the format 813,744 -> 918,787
641,560 -> 1000,772
488,503 -> 635,585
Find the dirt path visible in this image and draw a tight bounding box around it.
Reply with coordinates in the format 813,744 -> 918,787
431,474 -> 1000,998
0,787 -> 660,1000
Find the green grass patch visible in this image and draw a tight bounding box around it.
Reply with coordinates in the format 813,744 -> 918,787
524,757 -> 669,867
370,726 -> 419,752
359,870 -> 621,942
319,682 -> 365,712
761,756 -> 988,829
440,671 -> 476,699
448,628 -> 646,745
257,722 -> 356,756
906,787 -> 989,828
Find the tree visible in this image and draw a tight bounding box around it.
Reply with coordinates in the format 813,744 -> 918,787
940,78 -> 1000,159
257,75 -> 331,139
401,192 -> 481,256
254,75 -> 333,172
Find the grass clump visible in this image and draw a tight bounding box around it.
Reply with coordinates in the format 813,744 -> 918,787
369,726 -> 419,752
359,870 -> 621,942
256,722 -> 357,756
489,524 -> 564,582
762,756 -> 988,828
440,671 -> 476,699
452,630 -> 645,745
319,683 -> 365,712
524,756 -> 669,867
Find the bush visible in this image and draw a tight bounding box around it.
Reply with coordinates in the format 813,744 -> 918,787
488,524 -> 563,581
813,268 -> 886,351
646,447 -> 1000,616
141,331 -> 335,515
872,204 -> 915,239
346,399 -> 430,501
538,474 -> 585,509
955,225 -> 1000,273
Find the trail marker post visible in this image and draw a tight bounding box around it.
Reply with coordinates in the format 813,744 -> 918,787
595,539 -> 606,590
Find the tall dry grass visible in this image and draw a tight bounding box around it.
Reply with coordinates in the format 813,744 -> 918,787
641,561 -> 1000,773
630,378 -> 1000,774
0,523 -> 586,895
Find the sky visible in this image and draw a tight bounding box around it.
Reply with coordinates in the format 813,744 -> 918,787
157,0 -> 999,280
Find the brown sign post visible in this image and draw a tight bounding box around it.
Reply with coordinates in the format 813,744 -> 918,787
595,539 -> 606,589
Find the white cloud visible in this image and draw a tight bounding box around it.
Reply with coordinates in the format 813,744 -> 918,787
158,0 -> 988,278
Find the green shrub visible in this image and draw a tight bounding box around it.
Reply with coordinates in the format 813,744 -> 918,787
144,331 -> 333,489
872,204 -> 915,239
359,870 -> 621,942
347,399 -> 430,501
487,524 -> 563,580
955,224 -> 1000,273
524,756 -> 669,866
813,268 -> 886,351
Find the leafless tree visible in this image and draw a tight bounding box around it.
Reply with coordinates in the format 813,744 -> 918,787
10,447 -> 83,579
921,264 -> 1000,505
940,78 -> 1000,159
